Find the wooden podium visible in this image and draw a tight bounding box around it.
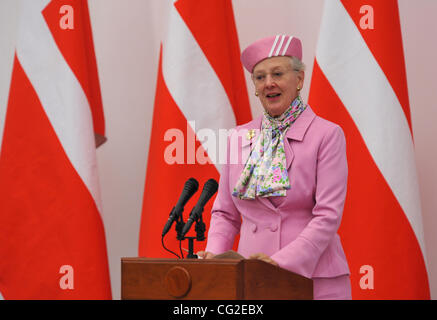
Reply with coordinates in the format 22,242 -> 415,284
121,258 -> 313,300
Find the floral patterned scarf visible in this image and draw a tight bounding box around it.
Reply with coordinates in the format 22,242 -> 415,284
232,96 -> 307,200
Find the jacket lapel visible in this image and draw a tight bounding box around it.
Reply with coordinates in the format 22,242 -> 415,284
284,105 -> 316,170
239,116 -> 261,172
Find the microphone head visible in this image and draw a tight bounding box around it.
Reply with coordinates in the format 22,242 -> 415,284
175,178 -> 199,209
184,178 -> 199,196
196,179 -> 219,208
203,178 -> 218,193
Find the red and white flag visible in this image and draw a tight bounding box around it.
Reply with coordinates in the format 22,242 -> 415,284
139,0 -> 252,258
0,0 -> 111,299
309,0 -> 429,299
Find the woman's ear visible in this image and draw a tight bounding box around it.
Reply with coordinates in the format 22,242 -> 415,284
297,70 -> 305,88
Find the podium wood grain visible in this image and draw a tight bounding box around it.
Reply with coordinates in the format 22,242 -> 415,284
121,258 -> 313,300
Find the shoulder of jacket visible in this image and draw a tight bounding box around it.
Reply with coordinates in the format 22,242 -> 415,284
311,114 -> 344,135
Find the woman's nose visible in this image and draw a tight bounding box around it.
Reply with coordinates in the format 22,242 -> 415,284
265,74 -> 276,87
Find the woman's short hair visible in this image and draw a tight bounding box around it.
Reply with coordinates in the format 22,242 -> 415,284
290,56 -> 306,72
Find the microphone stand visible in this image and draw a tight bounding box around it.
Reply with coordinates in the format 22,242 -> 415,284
184,237 -> 197,259
176,216 -> 206,259
175,214 -> 186,258
175,214 -> 185,242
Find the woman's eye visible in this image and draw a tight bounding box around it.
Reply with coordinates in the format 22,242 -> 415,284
274,72 -> 283,77
256,75 -> 265,80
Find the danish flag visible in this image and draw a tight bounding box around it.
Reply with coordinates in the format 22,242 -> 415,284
0,0 -> 111,299
309,0 -> 430,299
139,0 -> 252,258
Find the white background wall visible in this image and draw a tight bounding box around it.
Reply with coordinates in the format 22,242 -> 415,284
1,0 -> 436,300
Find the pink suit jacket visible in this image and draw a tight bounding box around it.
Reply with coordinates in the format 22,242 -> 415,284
205,105 -> 350,279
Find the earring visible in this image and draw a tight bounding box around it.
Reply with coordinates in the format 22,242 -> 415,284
255,91 -> 259,96
297,86 -> 301,91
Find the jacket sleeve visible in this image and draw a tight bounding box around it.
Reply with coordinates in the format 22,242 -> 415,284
205,136 -> 241,254
271,125 -> 348,278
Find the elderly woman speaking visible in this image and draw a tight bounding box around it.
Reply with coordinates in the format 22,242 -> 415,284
198,35 -> 351,300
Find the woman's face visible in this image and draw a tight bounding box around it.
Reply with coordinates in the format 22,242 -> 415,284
252,56 -> 304,117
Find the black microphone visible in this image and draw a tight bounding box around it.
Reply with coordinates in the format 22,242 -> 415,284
162,178 -> 199,237
181,179 -> 218,237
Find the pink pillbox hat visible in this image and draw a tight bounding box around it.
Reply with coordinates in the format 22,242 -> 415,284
241,35 -> 302,73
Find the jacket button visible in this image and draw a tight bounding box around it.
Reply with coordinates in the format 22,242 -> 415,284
251,224 -> 257,233
270,224 -> 278,232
